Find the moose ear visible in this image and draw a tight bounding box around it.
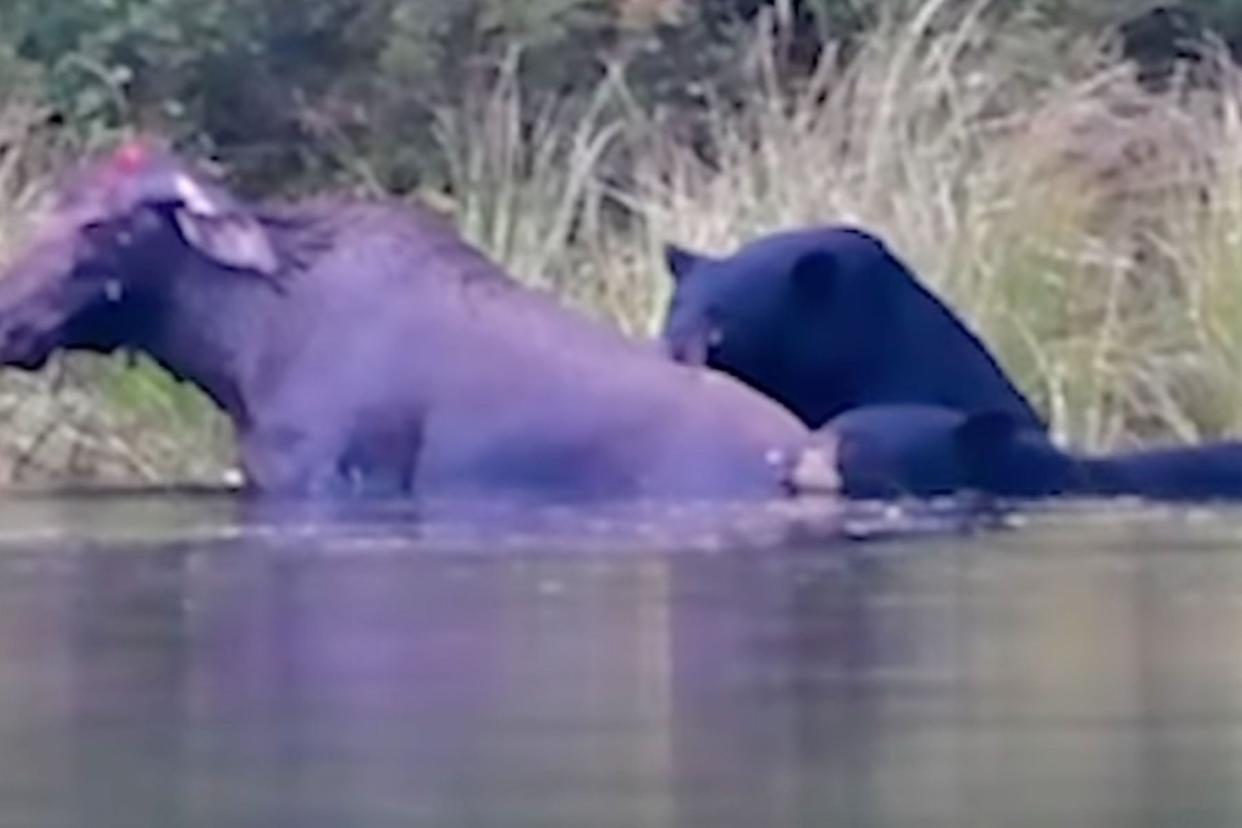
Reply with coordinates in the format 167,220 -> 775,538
161,171 -> 279,276
173,209 -> 280,276
664,244 -> 707,283
789,250 -> 838,304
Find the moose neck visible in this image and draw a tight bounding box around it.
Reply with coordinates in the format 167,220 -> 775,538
127,252 -> 285,431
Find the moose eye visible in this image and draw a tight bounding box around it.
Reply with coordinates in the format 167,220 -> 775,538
81,220 -> 124,250
82,208 -> 157,252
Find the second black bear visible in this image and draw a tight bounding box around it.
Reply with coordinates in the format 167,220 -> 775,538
824,405 -> 1242,502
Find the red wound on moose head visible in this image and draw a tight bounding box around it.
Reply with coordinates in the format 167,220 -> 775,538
112,140 -> 150,173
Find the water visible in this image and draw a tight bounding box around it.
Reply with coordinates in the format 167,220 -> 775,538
0,493 -> 1240,827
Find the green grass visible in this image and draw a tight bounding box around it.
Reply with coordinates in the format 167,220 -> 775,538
4,0 -> 1242,484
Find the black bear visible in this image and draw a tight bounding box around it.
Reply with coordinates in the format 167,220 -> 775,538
823,405 -> 1242,502
662,226 -> 1043,431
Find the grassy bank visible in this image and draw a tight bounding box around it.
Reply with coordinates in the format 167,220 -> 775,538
2,0 -> 1242,485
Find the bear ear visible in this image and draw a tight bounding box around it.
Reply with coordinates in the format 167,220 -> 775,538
664,243 -> 707,283
789,250 -> 838,303
953,411 -> 1019,457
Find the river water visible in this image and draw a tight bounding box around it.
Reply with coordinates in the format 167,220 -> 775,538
0,492 -> 1239,827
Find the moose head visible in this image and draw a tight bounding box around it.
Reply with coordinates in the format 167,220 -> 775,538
0,140 -> 279,370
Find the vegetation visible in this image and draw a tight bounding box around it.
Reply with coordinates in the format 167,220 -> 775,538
3,0 -> 1242,484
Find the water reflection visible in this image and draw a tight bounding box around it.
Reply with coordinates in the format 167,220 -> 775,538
0,496 -> 1239,825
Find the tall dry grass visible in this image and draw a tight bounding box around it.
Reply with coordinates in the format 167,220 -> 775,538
4,0 -> 1242,484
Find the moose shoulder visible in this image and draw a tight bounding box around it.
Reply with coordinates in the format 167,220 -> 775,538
0,143 -> 817,501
